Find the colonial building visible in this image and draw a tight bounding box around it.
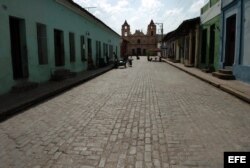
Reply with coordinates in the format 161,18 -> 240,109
213,0 -> 250,83
0,0 -> 120,95
200,0 -> 221,72
162,17 -> 200,67
121,20 -> 157,56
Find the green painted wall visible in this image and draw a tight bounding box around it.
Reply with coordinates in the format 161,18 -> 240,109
0,0 -> 120,94
201,0 -> 220,14
211,0 -> 220,6
201,3 -> 210,14
200,15 -> 221,70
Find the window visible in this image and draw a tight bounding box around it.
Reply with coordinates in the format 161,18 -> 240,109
69,32 -> 75,62
137,39 -> 141,44
151,31 -> 154,36
87,38 -> 92,58
125,32 -> 128,37
37,23 -> 48,64
96,41 -> 102,66
103,43 -> 106,58
125,26 -> 127,29
99,41 -> 101,58
54,29 -> 65,66
81,36 -> 86,61
103,43 -> 108,58
109,45 -> 113,60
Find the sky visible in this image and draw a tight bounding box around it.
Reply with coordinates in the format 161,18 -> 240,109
73,0 -> 209,35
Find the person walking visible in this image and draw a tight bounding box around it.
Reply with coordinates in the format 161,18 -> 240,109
128,56 -> 133,67
113,52 -> 118,68
106,53 -> 109,65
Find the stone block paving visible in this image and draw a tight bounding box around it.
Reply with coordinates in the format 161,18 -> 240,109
0,57 -> 250,168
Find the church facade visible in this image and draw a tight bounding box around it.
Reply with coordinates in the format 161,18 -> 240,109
121,20 -> 158,56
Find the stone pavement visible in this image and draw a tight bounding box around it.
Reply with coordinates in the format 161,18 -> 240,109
0,57 -> 250,168
0,65 -> 113,121
162,59 -> 250,103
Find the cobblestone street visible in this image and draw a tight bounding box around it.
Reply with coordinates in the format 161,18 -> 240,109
1,57 -> 250,168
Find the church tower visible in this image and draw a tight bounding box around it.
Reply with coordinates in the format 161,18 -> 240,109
147,20 -> 156,36
121,20 -> 130,37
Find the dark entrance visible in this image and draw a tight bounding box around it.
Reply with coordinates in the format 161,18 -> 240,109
9,17 -> 29,80
137,48 -> 141,56
132,49 -> 135,56
209,25 -> 215,64
185,37 -> 189,60
87,38 -> 94,69
191,34 -> 196,65
225,14 -> 236,66
54,29 -> 65,66
201,29 -> 207,64
80,36 -> 86,62
143,49 -> 146,55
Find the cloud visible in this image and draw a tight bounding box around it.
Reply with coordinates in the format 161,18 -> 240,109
73,0 -> 134,33
189,0 -> 208,14
98,0 -> 130,14
164,8 -> 183,17
73,0 -> 208,34
141,0 -> 163,10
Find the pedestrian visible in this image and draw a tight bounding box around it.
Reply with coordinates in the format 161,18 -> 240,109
113,52 -> 118,68
106,53 -> 109,64
128,56 -> 133,67
124,54 -> 128,63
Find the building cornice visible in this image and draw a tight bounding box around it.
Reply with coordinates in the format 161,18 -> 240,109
201,1 -> 221,24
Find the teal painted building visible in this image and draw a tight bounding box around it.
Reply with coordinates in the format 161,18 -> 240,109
200,0 -> 221,71
219,0 -> 250,83
0,0 -> 120,95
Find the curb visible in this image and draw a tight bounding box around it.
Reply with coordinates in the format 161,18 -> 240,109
162,59 -> 250,104
0,67 -> 113,122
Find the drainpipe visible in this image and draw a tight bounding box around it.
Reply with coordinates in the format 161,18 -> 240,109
239,0 -> 243,65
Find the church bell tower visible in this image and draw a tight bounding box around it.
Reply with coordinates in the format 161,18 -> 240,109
122,20 -> 130,37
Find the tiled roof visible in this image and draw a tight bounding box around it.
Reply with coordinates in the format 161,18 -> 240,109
163,17 -> 200,41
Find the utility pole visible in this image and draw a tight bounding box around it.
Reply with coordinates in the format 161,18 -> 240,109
155,23 -> 164,58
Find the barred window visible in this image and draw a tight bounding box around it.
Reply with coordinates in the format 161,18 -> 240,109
37,23 -> 48,64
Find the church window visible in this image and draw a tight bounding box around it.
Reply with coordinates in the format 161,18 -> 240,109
125,32 -> 128,36
151,31 -> 154,36
137,39 -> 141,44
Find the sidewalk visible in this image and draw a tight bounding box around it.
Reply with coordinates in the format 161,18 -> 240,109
0,65 -> 114,121
162,59 -> 250,104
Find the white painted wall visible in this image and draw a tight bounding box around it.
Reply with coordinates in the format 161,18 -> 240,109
201,0 -> 221,24
242,0 -> 250,65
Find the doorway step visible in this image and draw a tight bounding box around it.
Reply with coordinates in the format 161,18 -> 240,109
184,64 -> 194,67
51,69 -> 76,81
201,66 -> 215,73
212,69 -> 235,80
12,81 -> 38,92
201,68 -> 211,73
167,58 -> 180,63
